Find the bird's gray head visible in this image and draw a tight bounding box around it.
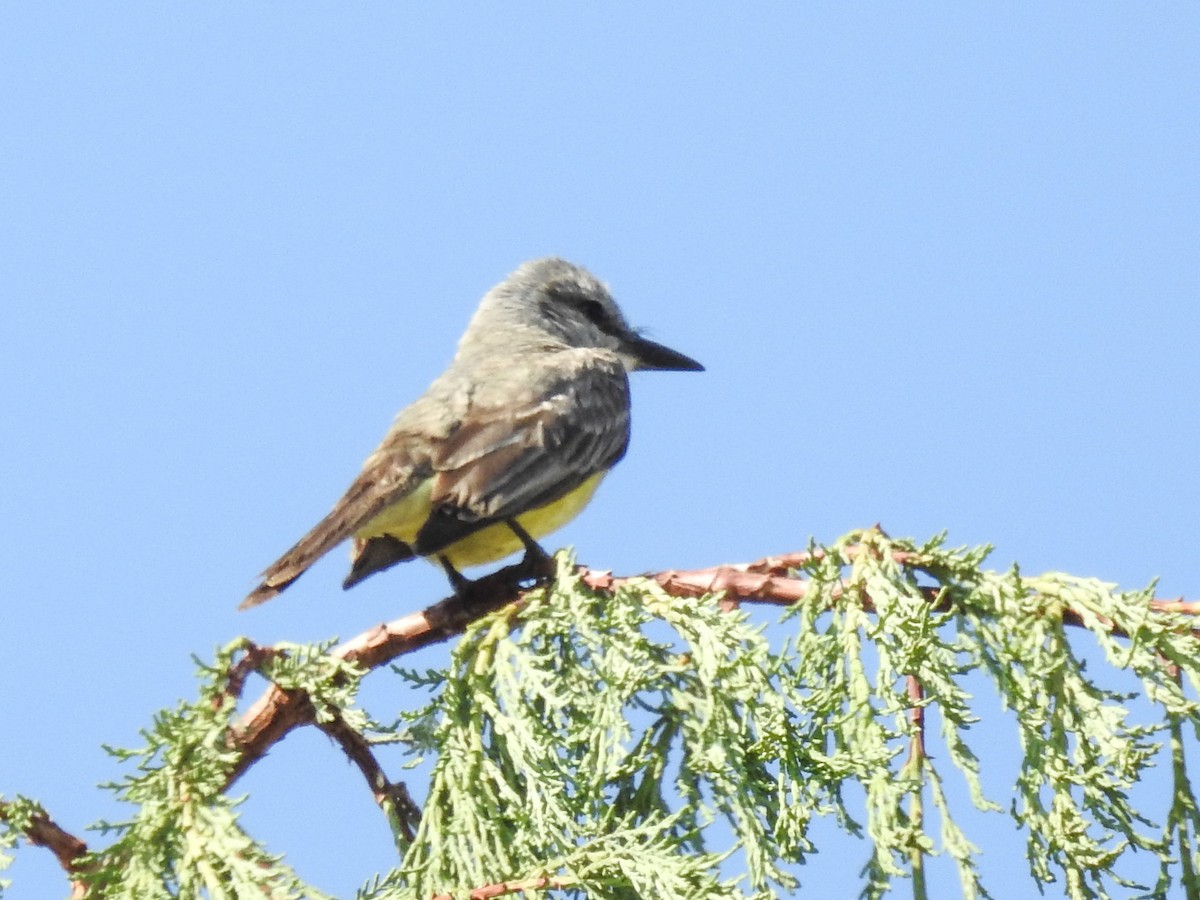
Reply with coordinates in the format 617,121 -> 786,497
459,257 -> 704,374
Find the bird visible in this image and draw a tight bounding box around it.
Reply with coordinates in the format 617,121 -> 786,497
241,257 -> 704,609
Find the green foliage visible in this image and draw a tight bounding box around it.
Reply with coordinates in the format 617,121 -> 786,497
368,534 -> 1200,899
85,640 -> 358,899
5,532 -> 1200,899
0,796 -> 38,894
377,563 -> 795,899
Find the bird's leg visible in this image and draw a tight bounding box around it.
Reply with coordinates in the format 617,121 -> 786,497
438,555 -> 473,596
438,523 -> 554,599
505,518 -> 555,580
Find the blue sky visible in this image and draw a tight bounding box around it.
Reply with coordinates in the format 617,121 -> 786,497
3,4 -> 1198,897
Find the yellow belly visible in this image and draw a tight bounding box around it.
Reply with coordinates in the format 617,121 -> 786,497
355,471 -> 607,569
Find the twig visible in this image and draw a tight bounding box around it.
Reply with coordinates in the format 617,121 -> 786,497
906,674 -> 927,762
313,711 -> 420,845
905,675 -> 928,900
216,640 -> 278,711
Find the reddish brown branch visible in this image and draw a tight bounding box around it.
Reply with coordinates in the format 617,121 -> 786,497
314,712 -> 420,844
12,544 -> 1200,892
580,543 -> 927,609
216,640 -> 278,711
226,548 -> 1200,795
0,800 -> 90,897
430,874 -> 570,899
225,558 -> 533,788
314,714 -> 390,805
584,559 -> 1199,642
1153,598 -> 1200,616
906,675 -> 927,762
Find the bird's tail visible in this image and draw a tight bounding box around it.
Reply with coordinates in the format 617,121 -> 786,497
241,553 -> 319,609
240,482 -> 380,610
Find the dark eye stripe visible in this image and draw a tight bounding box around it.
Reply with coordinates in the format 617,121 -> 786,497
579,298 -> 609,328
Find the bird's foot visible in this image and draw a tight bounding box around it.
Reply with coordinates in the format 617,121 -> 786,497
506,519 -> 556,584
438,522 -> 556,601
439,555 -> 474,597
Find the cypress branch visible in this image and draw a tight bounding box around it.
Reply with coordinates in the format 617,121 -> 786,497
4,529 -> 1200,898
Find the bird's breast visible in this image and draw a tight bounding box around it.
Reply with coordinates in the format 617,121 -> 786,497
353,470 -> 608,570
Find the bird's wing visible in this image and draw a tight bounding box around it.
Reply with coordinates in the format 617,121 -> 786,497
413,361 -> 631,556
241,356 -> 630,607
240,450 -> 430,609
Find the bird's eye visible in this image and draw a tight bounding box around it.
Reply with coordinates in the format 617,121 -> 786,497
546,280 -> 613,331
579,298 -> 608,327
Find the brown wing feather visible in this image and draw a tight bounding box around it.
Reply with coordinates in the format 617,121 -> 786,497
413,363 -> 630,556
242,352 -> 629,608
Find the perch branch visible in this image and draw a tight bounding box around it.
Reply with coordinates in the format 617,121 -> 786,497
226,546 -> 1200,793
13,541 -> 1200,892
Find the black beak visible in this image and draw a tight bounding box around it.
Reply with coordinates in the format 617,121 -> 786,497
624,334 -> 705,372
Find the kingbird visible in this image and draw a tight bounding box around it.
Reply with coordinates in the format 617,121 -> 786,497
242,258 -> 703,609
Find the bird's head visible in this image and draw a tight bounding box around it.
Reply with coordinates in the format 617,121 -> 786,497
464,257 -> 704,374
